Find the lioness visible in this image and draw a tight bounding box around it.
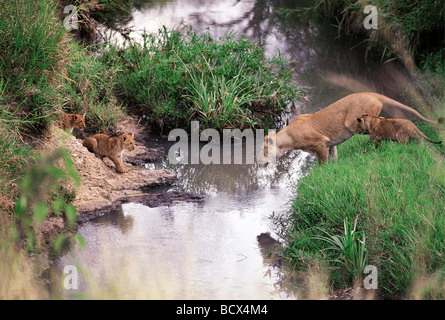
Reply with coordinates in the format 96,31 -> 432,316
59,113 -> 86,132
356,115 -> 441,146
84,133 -> 135,173
258,92 -> 443,164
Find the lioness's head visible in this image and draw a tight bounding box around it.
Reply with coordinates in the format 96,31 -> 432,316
121,133 -> 135,151
257,133 -> 279,165
71,113 -> 86,129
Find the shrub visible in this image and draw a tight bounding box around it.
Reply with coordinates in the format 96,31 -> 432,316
102,27 -> 304,132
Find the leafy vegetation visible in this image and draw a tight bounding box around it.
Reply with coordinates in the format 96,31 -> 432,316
101,27 -> 304,131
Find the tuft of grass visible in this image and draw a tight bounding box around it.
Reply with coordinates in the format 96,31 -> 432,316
0,0 -> 126,135
101,26 -> 304,132
61,41 -> 125,133
276,123 -> 445,298
311,217 -> 368,285
0,0 -> 69,132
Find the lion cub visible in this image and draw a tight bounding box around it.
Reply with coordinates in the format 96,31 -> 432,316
84,133 -> 136,173
356,115 -> 441,146
59,113 -> 86,132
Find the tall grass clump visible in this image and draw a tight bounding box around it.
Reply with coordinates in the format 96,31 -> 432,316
0,0 -> 126,134
311,217 -> 368,286
0,0 -> 69,132
61,41 -> 125,133
102,26 -> 304,132
276,122 -> 445,298
0,0 -> 128,299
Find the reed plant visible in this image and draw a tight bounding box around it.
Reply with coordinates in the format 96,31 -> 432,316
311,217 -> 368,285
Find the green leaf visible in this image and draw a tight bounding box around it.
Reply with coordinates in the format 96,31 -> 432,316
74,233 -> 86,249
65,204 -> 77,225
53,233 -> 69,253
33,201 -> 49,222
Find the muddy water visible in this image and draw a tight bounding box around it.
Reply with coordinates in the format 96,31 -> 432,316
55,0 -> 407,299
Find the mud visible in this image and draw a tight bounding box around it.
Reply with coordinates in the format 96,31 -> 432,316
36,116 -> 205,243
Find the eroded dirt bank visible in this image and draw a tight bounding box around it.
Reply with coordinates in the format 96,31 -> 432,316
36,116 -> 205,243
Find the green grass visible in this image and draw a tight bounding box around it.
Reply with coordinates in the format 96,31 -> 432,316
0,0 -> 125,134
101,26 -> 304,131
61,41 -> 125,132
0,0 -> 125,257
0,0 -> 125,218
0,0 -> 67,131
276,122 -> 445,298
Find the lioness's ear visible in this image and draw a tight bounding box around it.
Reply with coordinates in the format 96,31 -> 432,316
357,118 -> 362,123
82,113 -> 85,117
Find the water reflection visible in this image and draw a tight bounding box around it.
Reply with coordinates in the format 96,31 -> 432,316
151,139 -> 313,195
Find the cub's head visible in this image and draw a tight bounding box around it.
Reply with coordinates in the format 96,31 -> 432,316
71,113 -> 86,129
356,114 -> 374,134
121,133 -> 135,151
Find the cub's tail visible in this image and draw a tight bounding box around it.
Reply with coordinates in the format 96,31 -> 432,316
416,128 -> 442,144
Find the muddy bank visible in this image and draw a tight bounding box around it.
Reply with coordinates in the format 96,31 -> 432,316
36,116 -> 206,242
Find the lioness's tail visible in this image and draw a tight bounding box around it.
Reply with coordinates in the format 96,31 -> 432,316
372,93 -> 445,125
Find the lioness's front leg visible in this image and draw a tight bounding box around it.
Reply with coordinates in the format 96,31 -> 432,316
315,147 -> 329,164
328,146 -> 338,160
312,138 -> 330,164
108,154 -> 127,173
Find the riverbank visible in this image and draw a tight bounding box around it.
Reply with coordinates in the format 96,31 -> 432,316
303,0 -> 444,75
275,121 -> 445,299
267,0 -> 445,299
0,0 -> 302,299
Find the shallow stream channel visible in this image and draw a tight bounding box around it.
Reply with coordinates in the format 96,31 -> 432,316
53,0 -> 408,299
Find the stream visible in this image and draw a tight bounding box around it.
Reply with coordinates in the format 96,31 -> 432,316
54,0 -> 408,299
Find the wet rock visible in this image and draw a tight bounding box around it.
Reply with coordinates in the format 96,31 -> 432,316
257,232 -> 282,267
78,190 -> 207,222
114,190 -> 206,208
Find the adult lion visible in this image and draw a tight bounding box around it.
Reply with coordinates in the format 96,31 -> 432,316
258,92 -> 443,164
